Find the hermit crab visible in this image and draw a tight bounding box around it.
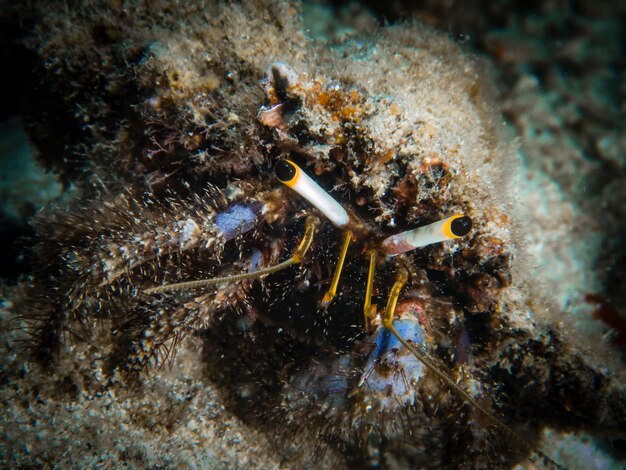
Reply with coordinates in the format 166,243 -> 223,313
17,55 -> 562,466
11,2 -> 620,467
138,155 -> 557,468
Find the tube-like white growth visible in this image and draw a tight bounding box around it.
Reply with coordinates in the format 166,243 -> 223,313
382,215 -> 472,256
275,160 -> 350,228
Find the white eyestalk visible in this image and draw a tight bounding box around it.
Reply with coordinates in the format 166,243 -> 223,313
381,215 -> 472,256
274,159 -> 350,228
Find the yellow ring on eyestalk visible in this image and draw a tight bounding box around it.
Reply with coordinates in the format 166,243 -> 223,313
274,159 -> 350,228
443,214 -> 473,239
381,214 -> 472,256
274,158 -> 300,187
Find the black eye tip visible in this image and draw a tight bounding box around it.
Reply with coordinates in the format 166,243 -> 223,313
274,160 -> 296,182
451,216 -> 472,237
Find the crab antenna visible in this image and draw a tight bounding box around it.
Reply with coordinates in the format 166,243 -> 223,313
274,159 -> 350,228
382,270 -> 563,470
143,216 -> 319,295
382,214 -> 472,256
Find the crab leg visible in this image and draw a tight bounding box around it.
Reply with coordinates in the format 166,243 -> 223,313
144,216 -> 319,294
321,230 -> 353,308
382,270 -> 563,470
363,250 -> 377,330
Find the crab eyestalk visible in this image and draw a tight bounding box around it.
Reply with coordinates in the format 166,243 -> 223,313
274,159 -> 350,229
381,214 -> 472,256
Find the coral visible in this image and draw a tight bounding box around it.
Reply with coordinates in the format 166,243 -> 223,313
1,1 -> 625,469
